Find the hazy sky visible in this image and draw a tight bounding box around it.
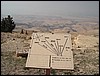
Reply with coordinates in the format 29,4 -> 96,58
1,1 -> 99,17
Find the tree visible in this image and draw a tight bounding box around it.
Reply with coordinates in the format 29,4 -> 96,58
1,15 -> 16,33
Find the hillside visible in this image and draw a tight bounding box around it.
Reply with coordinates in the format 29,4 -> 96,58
1,15 -> 99,75
1,31 -> 99,75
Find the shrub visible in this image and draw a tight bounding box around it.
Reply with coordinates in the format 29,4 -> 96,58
20,29 -> 24,34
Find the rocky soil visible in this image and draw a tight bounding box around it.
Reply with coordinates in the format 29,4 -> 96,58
1,32 -> 99,75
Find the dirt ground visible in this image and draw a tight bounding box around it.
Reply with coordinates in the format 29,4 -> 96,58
1,32 -> 99,75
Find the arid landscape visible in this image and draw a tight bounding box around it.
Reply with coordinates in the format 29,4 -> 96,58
1,15 -> 99,75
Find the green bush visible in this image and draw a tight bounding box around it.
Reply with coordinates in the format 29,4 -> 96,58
1,15 -> 16,33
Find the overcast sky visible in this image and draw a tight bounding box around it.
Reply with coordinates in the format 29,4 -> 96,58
1,1 -> 99,18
